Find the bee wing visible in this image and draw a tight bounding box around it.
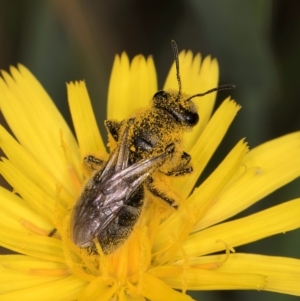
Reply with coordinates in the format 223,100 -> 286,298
93,121 -> 131,183
91,150 -> 173,238
71,152 -> 171,248
71,124 -> 131,247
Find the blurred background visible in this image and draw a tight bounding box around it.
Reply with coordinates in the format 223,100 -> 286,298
0,1 -> 299,300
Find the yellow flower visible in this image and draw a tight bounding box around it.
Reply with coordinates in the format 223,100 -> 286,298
0,49 -> 300,301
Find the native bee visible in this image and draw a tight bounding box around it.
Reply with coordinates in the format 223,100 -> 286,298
71,41 -> 235,254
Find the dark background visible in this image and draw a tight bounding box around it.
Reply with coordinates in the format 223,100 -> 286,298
0,1 -> 299,301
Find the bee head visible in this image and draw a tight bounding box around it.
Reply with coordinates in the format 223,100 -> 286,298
152,40 -> 235,128
152,89 -> 199,127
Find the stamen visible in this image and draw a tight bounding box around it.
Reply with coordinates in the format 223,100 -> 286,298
20,219 -> 52,236
217,164 -> 263,195
171,234 -> 190,294
28,268 -> 71,276
2,263 -> 70,276
68,165 -> 82,195
241,164 -> 262,175
94,238 -> 109,280
192,240 -> 235,270
60,214 -> 96,282
152,202 -> 196,263
59,129 -> 82,195
94,250 -> 115,287
215,239 -> 235,265
126,281 -> 140,299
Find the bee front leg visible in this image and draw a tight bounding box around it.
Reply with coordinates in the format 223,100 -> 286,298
145,176 -> 180,209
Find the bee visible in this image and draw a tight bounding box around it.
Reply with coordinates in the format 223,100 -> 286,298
71,41 -> 235,254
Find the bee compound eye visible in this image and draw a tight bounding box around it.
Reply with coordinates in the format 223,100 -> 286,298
172,106 -> 200,126
185,111 -> 199,126
153,90 -> 169,100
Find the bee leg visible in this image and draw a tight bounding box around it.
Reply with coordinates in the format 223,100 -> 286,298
104,120 -> 124,142
165,152 -> 193,176
145,176 -> 179,209
83,155 -> 106,172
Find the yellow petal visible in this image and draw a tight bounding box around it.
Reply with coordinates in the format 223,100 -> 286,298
107,54 -> 157,120
188,139 -> 248,215
188,253 -> 300,296
78,277 -> 117,301
0,265 -> 64,294
220,253 -> 300,296
0,126 -> 74,204
107,52 -> 129,120
0,255 -> 69,294
149,265 -> 265,291
185,56 -> 220,149
0,65 -> 80,188
180,99 -> 241,197
0,275 -> 86,301
195,131 -> 300,230
67,81 -> 105,158
0,187 -> 53,235
0,160 -> 67,222
181,199 -> 300,259
118,287 -> 146,301
0,254 -> 69,273
0,229 -> 64,263
128,55 -> 157,109
140,273 -> 193,301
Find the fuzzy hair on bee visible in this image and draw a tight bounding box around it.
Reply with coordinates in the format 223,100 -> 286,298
70,41 -> 235,254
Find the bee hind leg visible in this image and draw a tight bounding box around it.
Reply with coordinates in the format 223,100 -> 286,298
104,120 -> 124,142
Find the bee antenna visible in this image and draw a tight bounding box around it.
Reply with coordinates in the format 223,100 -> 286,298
185,84 -> 236,102
171,40 -> 182,100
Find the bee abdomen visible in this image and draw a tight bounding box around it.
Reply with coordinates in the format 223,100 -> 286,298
118,204 -> 142,227
97,186 -> 144,254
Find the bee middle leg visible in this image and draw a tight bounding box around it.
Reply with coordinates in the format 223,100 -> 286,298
165,151 -> 193,176
145,176 -> 180,209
